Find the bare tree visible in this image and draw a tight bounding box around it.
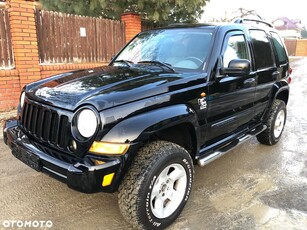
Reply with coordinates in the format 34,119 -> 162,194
227,8 -> 264,22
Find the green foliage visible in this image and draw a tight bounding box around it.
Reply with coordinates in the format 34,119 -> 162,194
39,0 -> 209,23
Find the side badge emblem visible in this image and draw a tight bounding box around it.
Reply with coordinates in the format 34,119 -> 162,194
198,97 -> 207,110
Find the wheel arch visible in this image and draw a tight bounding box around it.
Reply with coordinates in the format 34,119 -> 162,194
261,81 -> 289,121
275,87 -> 289,105
152,122 -> 198,159
273,80 -> 290,105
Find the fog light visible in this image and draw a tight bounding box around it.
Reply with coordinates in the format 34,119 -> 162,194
102,173 -> 115,187
92,159 -> 105,165
89,141 -> 129,155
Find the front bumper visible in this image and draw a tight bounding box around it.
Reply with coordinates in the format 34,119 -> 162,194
3,120 -> 121,193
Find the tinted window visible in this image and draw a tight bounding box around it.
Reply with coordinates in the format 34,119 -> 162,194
223,35 -> 250,67
249,30 -> 274,69
271,32 -> 288,64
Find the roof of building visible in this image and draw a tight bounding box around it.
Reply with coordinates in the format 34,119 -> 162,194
272,17 -> 301,30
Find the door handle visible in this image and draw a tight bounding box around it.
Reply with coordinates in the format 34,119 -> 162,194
243,78 -> 256,87
272,71 -> 280,80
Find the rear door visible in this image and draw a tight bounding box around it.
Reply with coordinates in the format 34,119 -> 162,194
249,29 -> 278,118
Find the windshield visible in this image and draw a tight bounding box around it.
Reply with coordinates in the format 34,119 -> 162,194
113,28 -> 213,71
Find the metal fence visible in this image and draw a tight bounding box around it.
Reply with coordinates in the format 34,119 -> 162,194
36,10 -> 126,64
0,8 -> 14,68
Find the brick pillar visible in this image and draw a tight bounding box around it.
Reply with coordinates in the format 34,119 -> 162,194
121,12 -> 141,43
8,0 -> 40,87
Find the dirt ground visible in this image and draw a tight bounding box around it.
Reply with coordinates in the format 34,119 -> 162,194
0,58 -> 306,230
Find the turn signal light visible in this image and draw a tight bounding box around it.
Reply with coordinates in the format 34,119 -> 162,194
89,141 -> 129,155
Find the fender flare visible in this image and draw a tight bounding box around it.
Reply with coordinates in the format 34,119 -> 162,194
101,104 -> 200,144
273,80 -> 290,103
261,80 -> 289,121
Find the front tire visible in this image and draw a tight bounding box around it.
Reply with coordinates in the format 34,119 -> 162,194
257,99 -> 287,145
118,141 -> 194,230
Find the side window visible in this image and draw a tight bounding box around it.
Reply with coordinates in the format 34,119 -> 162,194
271,32 -> 288,64
223,34 -> 249,67
249,30 -> 274,70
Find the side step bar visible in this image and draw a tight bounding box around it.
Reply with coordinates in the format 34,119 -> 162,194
197,125 -> 266,167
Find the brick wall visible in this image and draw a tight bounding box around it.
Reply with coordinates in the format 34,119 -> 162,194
0,69 -> 20,110
0,0 -> 141,112
121,13 -> 141,43
9,0 -> 41,87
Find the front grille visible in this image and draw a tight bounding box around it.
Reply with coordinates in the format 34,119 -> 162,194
21,101 -> 70,149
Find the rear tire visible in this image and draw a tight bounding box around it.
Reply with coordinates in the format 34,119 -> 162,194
118,141 -> 194,230
257,99 -> 286,145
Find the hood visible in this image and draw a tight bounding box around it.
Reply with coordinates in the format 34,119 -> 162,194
26,65 -> 206,111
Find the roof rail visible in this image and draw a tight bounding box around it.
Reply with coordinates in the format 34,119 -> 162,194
234,18 -> 273,28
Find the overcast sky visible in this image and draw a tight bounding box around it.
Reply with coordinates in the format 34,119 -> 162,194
201,0 -> 307,26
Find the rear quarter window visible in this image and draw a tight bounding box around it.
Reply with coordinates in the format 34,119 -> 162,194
270,32 -> 288,64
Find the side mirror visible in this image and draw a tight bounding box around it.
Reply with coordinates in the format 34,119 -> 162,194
220,59 -> 250,76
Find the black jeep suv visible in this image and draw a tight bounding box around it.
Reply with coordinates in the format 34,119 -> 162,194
4,19 -> 291,229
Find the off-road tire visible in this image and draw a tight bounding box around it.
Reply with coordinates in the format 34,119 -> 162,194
257,99 -> 286,145
118,141 -> 194,230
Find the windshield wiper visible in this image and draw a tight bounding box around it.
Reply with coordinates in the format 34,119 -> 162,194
138,60 -> 175,72
113,60 -> 133,67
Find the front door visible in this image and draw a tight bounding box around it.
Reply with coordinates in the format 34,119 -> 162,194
205,31 -> 256,142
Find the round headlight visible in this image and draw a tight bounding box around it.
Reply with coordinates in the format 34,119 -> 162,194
77,109 -> 98,138
20,92 -> 25,108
